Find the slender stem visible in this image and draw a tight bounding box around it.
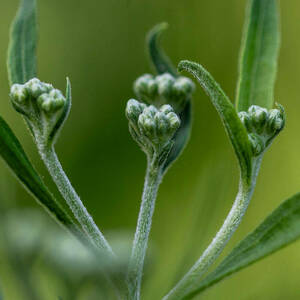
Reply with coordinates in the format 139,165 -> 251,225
163,157 -> 262,300
127,154 -> 163,300
39,145 -> 114,259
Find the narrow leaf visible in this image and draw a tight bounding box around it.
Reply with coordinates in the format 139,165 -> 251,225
178,60 -> 253,183
147,24 -> 192,171
7,0 -> 37,85
147,23 -> 177,77
0,116 -> 83,239
236,0 -> 280,111
49,78 -> 72,143
185,193 -> 300,298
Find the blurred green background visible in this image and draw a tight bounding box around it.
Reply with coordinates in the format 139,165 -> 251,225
0,0 -> 299,299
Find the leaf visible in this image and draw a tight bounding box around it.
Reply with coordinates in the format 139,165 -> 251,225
184,193 -> 300,298
178,60 -> 253,183
0,116 -> 83,240
163,101 -> 192,172
236,0 -> 280,111
7,0 -> 37,86
147,24 -> 192,171
49,78 -> 72,144
147,23 -> 177,77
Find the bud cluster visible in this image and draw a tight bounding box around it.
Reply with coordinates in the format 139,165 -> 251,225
238,105 -> 285,156
134,73 -> 195,113
10,78 -> 68,147
126,99 -> 180,156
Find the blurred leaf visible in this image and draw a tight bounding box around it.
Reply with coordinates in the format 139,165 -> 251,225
147,24 -> 192,171
0,116 -> 83,239
147,23 -> 177,77
7,0 -> 37,86
236,0 -> 280,111
178,60 -> 253,183
185,193 -> 300,298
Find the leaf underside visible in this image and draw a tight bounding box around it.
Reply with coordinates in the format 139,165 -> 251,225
184,193 -> 300,299
0,116 -> 83,239
178,60 -> 252,183
147,23 -> 192,171
7,0 -> 38,85
236,0 -> 280,111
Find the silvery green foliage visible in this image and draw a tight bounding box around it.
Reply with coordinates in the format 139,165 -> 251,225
134,73 -> 195,113
10,78 -> 69,148
126,99 -> 180,159
238,104 -> 285,156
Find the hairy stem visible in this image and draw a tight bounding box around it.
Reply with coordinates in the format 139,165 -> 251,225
163,157 -> 262,300
39,145 -> 114,259
127,154 -> 163,300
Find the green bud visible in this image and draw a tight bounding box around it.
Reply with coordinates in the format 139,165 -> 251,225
133,72 -> 195,113
10,78 -> 71,148
238,104 -> 285,156
126,99 -> 180,158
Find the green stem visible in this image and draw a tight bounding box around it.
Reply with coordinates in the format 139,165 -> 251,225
39,145 -> 114,259
163,157 -> 262,300
127,154 -> 163,300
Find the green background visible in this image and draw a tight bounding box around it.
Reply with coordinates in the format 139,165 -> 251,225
0,0 -> 299,299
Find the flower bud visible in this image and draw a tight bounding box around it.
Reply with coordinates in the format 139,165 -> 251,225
133,72 -> 195,113
10,78 -> 71,148
238,104 -> 285,156
126,99 -> 180,157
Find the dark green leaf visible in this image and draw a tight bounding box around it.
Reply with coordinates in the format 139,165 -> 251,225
178,60 -> 253,183
147,24 -> 192,171
236,0 -> 280,111
0,116 -> 83,239
185,193 -> 300,298
147,23 -> 177,77
49,78 -> 72,144
7,0 -> 37,85
163,100 -> 192,172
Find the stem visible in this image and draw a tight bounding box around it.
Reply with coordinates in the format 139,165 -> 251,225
126,154 -> 163,300
39,145 -> 114,259
163,157 -> 262,300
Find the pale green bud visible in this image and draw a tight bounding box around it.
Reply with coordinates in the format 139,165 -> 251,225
25,78 -> 53,98
10,84 -> 28,104
37,89 -> 66,113
238,104 -> 285,156
10,78 -> 71,148
133,72 -> 195,113
126,99 -> 180,158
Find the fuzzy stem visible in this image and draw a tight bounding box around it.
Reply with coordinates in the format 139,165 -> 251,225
163,157 -> 262,300
39,145 -> 114,259
126,154 -> 163,300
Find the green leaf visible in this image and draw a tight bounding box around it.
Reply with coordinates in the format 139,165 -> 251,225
178,60 -> 253,183
236,0 -> 280,111
184,193 -> 300,298
147,24 -> 192,171
49,78 -> 72,143
7,0 -> 37,86
147,23 -> 177,77
0,116 -> 83,240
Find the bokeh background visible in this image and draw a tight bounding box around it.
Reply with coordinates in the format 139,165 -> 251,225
0,0 -> 299,299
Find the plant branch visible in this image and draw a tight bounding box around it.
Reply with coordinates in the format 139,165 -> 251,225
126,154 -> 163,300
163,157 -> 262,300
38,145 -> 114,259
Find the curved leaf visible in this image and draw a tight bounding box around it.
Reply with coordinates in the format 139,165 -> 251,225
178,60 -> 253,183
7,0 -> 37,85
185,193 -> 300,298
147,23 -> 177,77
147,24 -> 192,171
236,0 -> 280,111
0,116 -> 83,240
